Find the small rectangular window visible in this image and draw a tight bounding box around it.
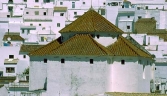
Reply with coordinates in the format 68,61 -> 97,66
137,7 -> 140,10
97,35 -> 100,39
121,60 -> 125,64
61,59 -> 65,63
60,13 -> 64,16
30,24 -> 33,26
22,30 -> 24,34
24,0 -> 27,2
43,12 -> 46,15
7,15 -> 10,18
145,6 -> 148,9
9,55 -> 14,59
23,55 -> 26,58
127,16 -> 130,18
83,2 -> 85,4
39,24 -> 41,26
72,2 -> 75,8
90,59 -> 93,64
35,0 -> 39,2
41,37 -> 44,42
44,59 -> 47,63
74,12 -> 77,15
127,26 -> 130,29
138,16 -> 142,19
57,23 -> 60,27
26,12 -> 29,14
156,7 -> 158,9
60,2 -> 63,5
6,67 -> 15,73
35,11 -> 39,15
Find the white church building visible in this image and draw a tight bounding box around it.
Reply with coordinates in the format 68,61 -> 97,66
27,8 -> 154,96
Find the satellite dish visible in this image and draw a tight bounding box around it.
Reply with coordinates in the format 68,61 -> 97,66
7,37 -> 11,41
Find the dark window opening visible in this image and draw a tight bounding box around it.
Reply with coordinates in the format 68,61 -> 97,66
127,16 -> 130,18
57,23 -> 60,27
138,16 -> 142,19
60,2 -> 63,5
156,7 -> 158,9
121,60 -> 125,64
60,13 -> 64,16
0,71 -> 3,77
26,12 -> 29,14
45,0 -> 50,3
155,68 -> 156,70
43,12 -> 46,15
74,12 -> 77,15
61,59 -> 65,63
103,2 -> 106,5
145,6 -> 148,9
156,85 -> 159,90
9,55 -> 14,59
6,67 -> 15,73
7,15 -> 10,18
41,37 -> 44,42
30,24 -> 33,26
90,59 -> 93,64
127,26 -> 130,29
39,24 -> 41,26
122,5 -> 124,8
22,30 -> 24,34
101,9 -> 105,15
23,55 -> 26,58
83,2 -> 85,4
137,7 -> 140,10
24,0 -> 27,2
97,35 -> 100,39
44,59 -> 47,63
35,0 -> 39,2
72,2 -> 75,8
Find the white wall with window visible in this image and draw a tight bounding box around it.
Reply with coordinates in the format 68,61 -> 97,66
110,56 -> 153,93
3,65 -> 16,76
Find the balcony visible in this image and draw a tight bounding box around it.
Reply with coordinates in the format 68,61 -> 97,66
23,16 -> 53,22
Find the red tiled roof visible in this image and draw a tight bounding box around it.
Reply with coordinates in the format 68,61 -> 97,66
59,9 -> 124,34
28,37 -> 61,56
48,34 -> 113,56
107,36 -> 152,58
20,45 -> 44,53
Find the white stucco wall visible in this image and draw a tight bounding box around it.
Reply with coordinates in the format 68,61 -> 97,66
110,57 -> 152,93
47,56 -> 108,96
29,59 -> 47,91
0,86 -> 8,96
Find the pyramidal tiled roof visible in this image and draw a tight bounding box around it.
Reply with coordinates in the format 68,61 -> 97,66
48,34 -> 113,56
28,37 -> 61,56
107,36 -> 152,58
59,9 -> 124,34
